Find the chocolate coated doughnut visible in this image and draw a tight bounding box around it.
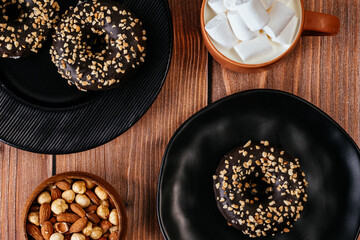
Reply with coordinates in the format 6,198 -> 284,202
50,0 -> 147,91
0,0 -> 60,58
213,140 -> 308,238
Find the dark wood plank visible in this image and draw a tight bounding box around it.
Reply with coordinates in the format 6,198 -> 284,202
0,143 -> 52,239
55,0 -> 208,239
211,0 -> 360,145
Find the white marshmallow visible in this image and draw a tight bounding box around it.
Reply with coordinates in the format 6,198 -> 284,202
272,16 -> 299,45
277,0 -> 291,5
227,11 -> 259,41
205,14 -> 238,49
223,0 -> 249,10
260,0 -> 274,9
234,34 -> 273,61
263,1 -> 295,38
237,0 -> 270,31
208,0 -> 227,14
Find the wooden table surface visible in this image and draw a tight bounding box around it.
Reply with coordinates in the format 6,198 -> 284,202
1,0 -> 359,239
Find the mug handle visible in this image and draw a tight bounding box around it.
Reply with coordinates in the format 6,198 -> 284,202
302,11 -> 340,36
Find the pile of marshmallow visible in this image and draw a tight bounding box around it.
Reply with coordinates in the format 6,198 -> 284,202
205,0 -> 298,62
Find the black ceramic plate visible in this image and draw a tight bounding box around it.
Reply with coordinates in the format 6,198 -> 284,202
157,89 -> 360,240
0,0 -> 172,154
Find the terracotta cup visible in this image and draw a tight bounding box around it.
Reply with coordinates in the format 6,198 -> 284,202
200,0 -> 340,72
23,171 -> 127,240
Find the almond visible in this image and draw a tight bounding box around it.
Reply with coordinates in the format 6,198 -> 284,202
70,203 -> 86,218
54,222 -> 69,233
41,221 -> 53,240
109,197 -> 116,209
85,190 -> 100,205
57,213 -> 80,223
109,231 -> 119,240
26,224 -> 44,240
55,180 -> 71,191
49,216 -> 57,224
85,205 -> 98,213
30,205 -> 40,212
39,203 -> 51,225
69,217 -> 88,233
99,220 -> 112,232
86,212 -> 100,224
98,237 -> 107,240
51,187 -> 62,201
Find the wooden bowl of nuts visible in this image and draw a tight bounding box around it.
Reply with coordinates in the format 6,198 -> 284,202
22,171 -> 127,240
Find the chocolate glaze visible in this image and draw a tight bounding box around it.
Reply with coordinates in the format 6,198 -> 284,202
50,0 -> 147,91
0,0 -> 60,58
213,140 -> 308,238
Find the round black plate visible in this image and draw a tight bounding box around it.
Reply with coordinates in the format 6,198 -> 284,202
157,89 -> 360,240
0,0 -> 172,154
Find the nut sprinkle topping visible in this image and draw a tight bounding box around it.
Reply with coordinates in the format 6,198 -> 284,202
213,140 -> 308,238
0,0 -> 60,58
50,0 -> 147,91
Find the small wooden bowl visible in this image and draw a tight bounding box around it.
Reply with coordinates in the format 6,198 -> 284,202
22,171 -> 127,240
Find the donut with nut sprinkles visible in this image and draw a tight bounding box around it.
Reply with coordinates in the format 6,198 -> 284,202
0,0 -> 60,58
213,140 -> 308,238
50,0 -> 147,91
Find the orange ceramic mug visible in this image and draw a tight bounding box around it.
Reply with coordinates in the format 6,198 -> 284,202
200,0 -> 340,73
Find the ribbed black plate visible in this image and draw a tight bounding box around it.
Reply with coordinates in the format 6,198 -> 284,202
0,0 -> 172,154
157,89 -> 360,240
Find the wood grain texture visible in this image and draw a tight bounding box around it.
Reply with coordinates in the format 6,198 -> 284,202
55,1 -> 208,240
211,0 -> 360,146
1,0 -> 360,239
0,143 -> 52,239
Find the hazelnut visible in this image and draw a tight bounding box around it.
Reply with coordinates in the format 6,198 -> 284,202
51,199 -> 69,215
38,191 -> 52,204
28,212 -> 40,226
109,209 -> 119,225
50,233 -> 64,240
94,187 -> 108,200
54,222 -> 69,234
82,221 -> 93,236
72,181 -> 86,194
96,205 -> 110,219
99,200 -> 109,207
75,194 -> 91,208
84,179 -> 96,189
90,226 -> 103,239
62,190 -> 76,203
109,225 -> 119,233
71,233 -> 86,240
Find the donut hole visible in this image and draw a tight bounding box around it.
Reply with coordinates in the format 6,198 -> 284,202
245,175 -> 274,202
85,30 -> 108,55
2,2 -> 23,22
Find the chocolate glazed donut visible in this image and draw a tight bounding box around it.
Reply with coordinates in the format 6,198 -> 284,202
213,140 -> 308,238
50,0 -> 147,91
0,0 -> 60,58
